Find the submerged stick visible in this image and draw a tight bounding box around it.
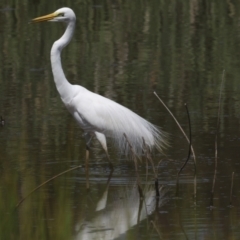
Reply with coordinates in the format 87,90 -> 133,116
154,92 -> 196,169
230,172 -> 234,206
210,70 -> 225,209
16,165 -> 82,208
123,133 -> 143,198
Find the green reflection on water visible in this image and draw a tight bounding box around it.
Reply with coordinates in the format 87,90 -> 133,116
1,0 -> 240,239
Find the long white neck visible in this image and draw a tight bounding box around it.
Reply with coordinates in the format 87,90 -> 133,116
50,20 -> 75,102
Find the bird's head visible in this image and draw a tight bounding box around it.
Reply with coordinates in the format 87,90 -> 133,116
31,7 -> 76,23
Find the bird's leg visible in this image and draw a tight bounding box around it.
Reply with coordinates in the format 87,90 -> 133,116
84,133 -> 93,190
105,150 -> 114,171
85,145 -> 90,189
95,132 -> 114,170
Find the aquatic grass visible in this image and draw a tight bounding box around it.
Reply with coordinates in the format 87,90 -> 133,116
154,92 -> 196,198
229,172 -> 234,207
210,70 -> 225,209
154,92 -> 196,167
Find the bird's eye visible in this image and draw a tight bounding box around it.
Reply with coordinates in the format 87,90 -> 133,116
58,13 -> 64,17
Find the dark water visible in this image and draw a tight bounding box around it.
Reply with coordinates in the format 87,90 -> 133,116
1,0 -> 240,239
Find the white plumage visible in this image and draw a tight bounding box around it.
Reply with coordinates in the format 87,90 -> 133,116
32,7 -> 167,161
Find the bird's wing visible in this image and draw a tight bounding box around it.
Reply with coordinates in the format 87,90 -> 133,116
72,89 -> 129,132
72,88 -> 166,155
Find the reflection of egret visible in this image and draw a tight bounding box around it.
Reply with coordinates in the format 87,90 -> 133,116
32,8 -> 167,167
74,184 -> 168,240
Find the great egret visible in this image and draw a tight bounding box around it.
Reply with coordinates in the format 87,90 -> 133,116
74,185 -> 167,239
32,7 -> 167,168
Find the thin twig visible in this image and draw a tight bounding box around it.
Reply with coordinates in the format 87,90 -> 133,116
154,92 -> 196,169
230,172 -> 234,206
16,165 -> 82,208
210,70 -> 225,208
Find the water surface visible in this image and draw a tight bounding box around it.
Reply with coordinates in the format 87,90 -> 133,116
1,1 -> 240,239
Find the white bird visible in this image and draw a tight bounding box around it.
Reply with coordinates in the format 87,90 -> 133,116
32,7 -> 167,170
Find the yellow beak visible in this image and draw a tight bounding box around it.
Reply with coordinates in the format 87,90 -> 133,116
31,12 -> 57,23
